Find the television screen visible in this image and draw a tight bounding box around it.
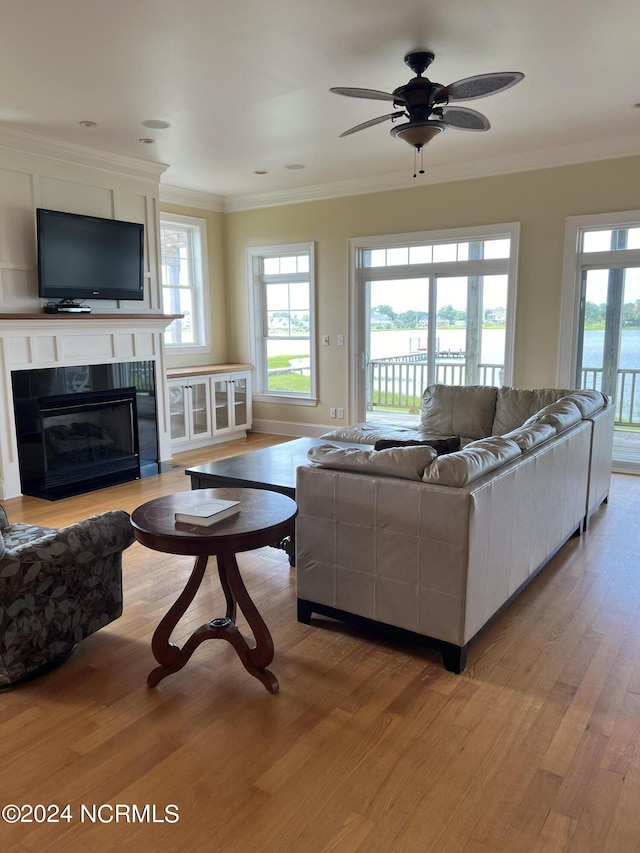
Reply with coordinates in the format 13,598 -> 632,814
37,208 -> 144,302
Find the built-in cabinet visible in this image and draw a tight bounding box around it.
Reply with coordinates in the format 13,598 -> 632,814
166,364 -> 252,451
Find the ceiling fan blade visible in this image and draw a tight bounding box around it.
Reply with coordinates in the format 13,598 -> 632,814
339,112 -> 403,137
442,71 -> 524,101
440,105 -> 490,131
330,87 -> 397,103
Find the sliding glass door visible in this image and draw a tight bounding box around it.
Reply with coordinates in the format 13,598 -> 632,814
352,225 -> 518,423
566,220 -> 640,470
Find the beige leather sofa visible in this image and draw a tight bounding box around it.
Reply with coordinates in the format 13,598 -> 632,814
295,386 -> 615,673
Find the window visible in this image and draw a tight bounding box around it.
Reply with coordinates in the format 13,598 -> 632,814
349,224 -> 519,421
247,243 -> 316,404
160,214 -> 209,351
560,211 -> 640,390
560,211 -> 640,471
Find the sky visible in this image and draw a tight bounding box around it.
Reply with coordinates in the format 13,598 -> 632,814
370,275 -> 509,313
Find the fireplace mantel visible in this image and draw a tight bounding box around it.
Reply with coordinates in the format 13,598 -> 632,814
0,314 -> 176,499
0,313 -> 180,324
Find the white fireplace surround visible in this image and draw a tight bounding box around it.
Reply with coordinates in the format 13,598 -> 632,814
0,313 -> 175,500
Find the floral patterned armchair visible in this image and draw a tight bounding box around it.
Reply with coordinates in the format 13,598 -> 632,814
0,506 -> 134,687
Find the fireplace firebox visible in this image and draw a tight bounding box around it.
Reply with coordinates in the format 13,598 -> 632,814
40,388 -> 139,497
12,361 -> 159,500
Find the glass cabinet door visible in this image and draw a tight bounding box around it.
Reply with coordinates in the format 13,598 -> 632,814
212,378 -> 230,431
189,379 -> 211,438
168,383 -> 188,442
232,376 -> 248,428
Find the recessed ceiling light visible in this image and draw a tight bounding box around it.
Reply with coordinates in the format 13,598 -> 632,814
254,170 -> 269,175
139,138 -> 155,144
285,163 -> 306,170
78,120 -> 97,128
141,119 -> 172,129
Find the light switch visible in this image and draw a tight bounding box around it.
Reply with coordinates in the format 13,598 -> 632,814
322,335 -> 330,346
337,335 -> 344,346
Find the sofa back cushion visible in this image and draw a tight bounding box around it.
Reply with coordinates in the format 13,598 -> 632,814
491,387 -> 575,435
523,398 -> 583,433
501,422 -> 557,452
564,389 -> 608,418
421,436 -> 522,487
421,385 -> 499,440
307,443 -> 437,481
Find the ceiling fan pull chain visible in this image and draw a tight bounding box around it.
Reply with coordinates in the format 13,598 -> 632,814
412,145 -> 426,178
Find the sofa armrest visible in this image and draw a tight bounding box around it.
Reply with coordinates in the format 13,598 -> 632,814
0,510 -> 134,599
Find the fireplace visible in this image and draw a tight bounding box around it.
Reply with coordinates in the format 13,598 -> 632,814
40,388 -> 139,498
12,361 -> 159,500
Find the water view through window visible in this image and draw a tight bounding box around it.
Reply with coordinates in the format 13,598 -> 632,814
359,231 -> 516,417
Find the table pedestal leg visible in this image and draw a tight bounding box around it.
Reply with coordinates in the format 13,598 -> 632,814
147,551 -> 278,693
147,555 -> 208,687
218,551 -> 278,693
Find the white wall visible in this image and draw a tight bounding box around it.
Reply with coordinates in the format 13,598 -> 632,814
0,129 -> 166,313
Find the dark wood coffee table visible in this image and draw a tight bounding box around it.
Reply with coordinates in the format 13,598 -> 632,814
131,488 -> 297,693
185,437 -> 349,497
185,437 -> 362,563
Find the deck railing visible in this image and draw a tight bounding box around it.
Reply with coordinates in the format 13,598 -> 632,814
368,357 -> 640,428
580,367 -> 640,427
367,356 -> 502,412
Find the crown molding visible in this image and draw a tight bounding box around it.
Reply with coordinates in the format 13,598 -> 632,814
3,125 -> 638,214
0,127 -> 169,184
161,133 -> 640,214
159,184 -> 225,212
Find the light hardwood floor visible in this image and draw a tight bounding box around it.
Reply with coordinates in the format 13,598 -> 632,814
1,434 -> 639,852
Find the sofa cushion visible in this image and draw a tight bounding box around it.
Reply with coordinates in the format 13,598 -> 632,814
421,436 -> 522,487
491,387 -> 575,435
421,385 -> 499,440
321,422 -> 424,445
307,443 -> 437,481
502,422 -> 557,452
563,389 -> 608,418
523,398 -> 582,433
373,436 -> 461,455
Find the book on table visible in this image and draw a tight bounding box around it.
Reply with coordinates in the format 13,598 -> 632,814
175,498 -> 241,527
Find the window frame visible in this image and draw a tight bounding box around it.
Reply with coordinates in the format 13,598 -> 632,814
247,242 -> 317,406
349,223 -> 520,421
160,212 -> 210,354
559,210 -> 640,387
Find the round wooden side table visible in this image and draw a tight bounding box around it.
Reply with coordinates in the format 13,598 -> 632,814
131,488 -> 297,693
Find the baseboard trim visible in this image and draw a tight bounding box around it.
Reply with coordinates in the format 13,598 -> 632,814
251,418 -> 331,438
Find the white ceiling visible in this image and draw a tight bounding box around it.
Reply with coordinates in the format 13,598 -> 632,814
2,0 -> 639,206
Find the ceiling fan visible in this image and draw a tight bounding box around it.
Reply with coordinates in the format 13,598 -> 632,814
331,50 -> 524,175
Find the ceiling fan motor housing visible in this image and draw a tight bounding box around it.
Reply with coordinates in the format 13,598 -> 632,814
393,77 -> 445,122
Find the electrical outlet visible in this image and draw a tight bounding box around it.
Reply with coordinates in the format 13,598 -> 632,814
337,407 -> 344,419
329,407 -> 336,418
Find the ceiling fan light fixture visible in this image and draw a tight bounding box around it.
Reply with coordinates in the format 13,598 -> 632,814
389,120 -> 445,178
390,121 -> 445,148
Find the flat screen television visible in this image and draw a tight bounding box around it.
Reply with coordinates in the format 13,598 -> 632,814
37,208 -> 145,303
